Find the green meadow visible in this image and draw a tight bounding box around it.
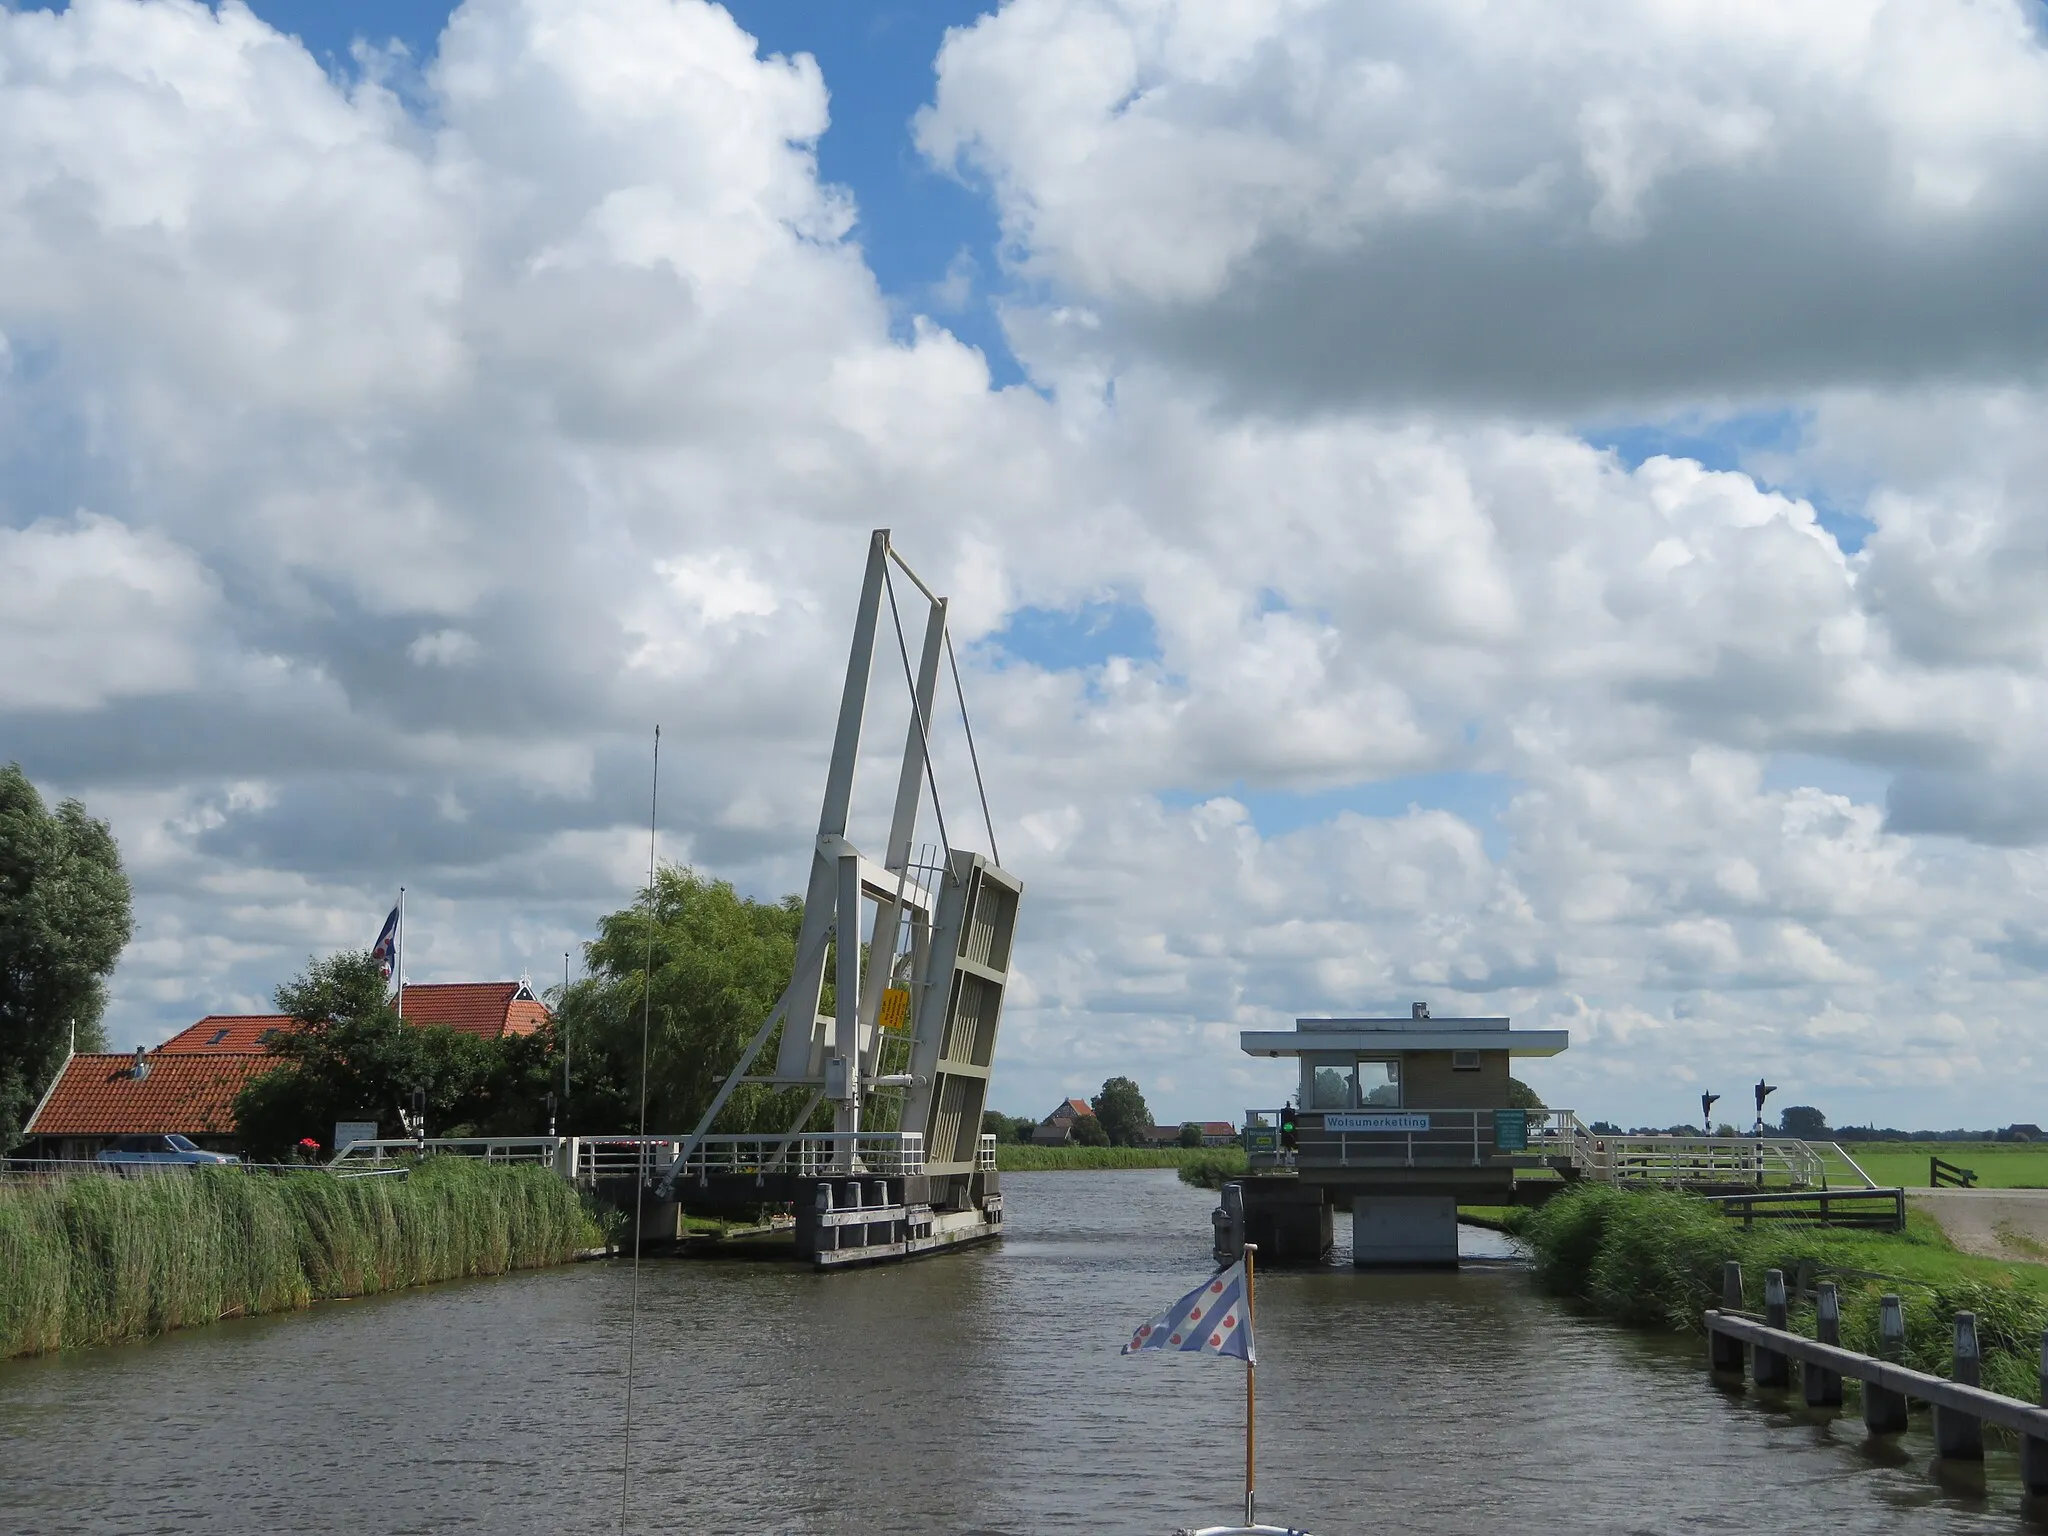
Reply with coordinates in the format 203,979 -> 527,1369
1836,1142 -> 2048,1189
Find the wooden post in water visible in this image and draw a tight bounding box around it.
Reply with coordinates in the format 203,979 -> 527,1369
2022,1330 -> 2048,1497
1864,1294 -> 1910,1434
1754,1270 -> 1791,1387
1806,1281 -> 1844,1407
1935,1312 -> 1985,1460
1711,1261 -> 1746,1374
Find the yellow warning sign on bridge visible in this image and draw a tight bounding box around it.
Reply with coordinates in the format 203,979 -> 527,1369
878,987 -> 911,1031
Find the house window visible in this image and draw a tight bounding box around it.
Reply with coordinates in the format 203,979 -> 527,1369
1452,1050 -> 1481,1072
1355,1060 -> 1400,1107
206,1028 -> 230,1045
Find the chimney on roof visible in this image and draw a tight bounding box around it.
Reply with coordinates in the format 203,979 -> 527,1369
1411,1001 -> 1430,1019
131,1045 -> 150,1081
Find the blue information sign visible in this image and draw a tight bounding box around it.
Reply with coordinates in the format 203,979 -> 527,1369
1324,1113 -> 1431,1133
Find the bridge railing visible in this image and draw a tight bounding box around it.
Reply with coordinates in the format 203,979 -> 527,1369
583,1131 -> 929,1184
1242,1107 -> 1585,1170
323,1131 -> 932,1184
1589,1134 -> 1827,1188
1814,1141 -> 1880,1189
1234,1111 -> 1872,1191
1572,1134 -> 1883,1189
326,1136 -> 563,1170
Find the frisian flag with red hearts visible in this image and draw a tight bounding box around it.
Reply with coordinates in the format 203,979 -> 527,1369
1121,1259 -> 1255,1363
371,904 -> 400,981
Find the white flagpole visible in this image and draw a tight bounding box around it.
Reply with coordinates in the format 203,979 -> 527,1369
396,887 -> 406,1017
1244,1242 -> 1258,1530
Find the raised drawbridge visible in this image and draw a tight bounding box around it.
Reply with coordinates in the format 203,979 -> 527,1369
653,530 -> 1021,1266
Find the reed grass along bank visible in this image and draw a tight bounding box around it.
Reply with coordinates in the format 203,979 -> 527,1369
1515,1184 -> 2048,1401
0,1159 -> 601,1358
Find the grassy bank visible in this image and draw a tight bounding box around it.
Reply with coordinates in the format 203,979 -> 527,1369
1516,1184 -> 2048,1401
0,1159 -> 602,1358
995,1144 -> 1246,1175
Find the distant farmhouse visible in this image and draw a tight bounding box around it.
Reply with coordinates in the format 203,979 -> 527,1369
1029,1096 -> 1237,1148
19,982 -> 548,1162
1030,1097 -> 1096,1145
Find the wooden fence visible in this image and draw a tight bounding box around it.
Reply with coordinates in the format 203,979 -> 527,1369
1703,1186 -> 1906,1231
1706,1260 -> 2048,1495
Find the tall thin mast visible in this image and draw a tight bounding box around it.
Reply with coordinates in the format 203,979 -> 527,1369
1245,1242 -> 1258,1529
395,887 -> 405,1018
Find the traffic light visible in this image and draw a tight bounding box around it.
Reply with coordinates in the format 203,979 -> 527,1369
1701,1092 -> 1720,1131
1754,1080 -> 1776,1119
1279,1100 -> 1298,1152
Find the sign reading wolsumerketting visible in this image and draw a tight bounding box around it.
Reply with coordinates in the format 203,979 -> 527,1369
1493,1109 -> 1529,1152
1323,1113 -> 1431,1133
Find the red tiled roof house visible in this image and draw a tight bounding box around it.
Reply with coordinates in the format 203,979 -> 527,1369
156,982 -> 548,1054
18,1048 -> 270,1162
20,981 -> 550,1159
157,1014 -> 297,1053
394,982 -> 549,1040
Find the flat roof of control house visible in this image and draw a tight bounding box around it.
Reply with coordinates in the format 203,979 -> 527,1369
1239,1012 -> 1569,1059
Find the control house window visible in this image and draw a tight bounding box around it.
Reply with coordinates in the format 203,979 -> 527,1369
1355,1060 -> 1400,1107
1308,1065 -> 1351,1110
1452,1050 -> 1481,1072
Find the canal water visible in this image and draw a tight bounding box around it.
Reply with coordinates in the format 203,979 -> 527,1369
1,1169 -> 2039,1534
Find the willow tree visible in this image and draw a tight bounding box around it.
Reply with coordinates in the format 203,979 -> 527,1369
554,867 -> 822,1137
0,765 -> 132,1150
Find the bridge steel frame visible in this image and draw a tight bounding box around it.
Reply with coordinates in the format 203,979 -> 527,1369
650,531 -> 1022,1266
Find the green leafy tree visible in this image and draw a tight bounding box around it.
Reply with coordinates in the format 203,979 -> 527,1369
1779,1105 -> 1828,1140
233,950 -> 556,1159
983,1110 -> 1036,1144
0,765 -> 133,1150
552,867 -> 815,1136
1178,1121 -> 1205,1149
1091,1076 -> 1152,1147
1068,1108 -> 1109,1146
1506,1077 -> 1545,1110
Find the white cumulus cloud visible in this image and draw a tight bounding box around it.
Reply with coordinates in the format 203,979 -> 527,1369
4,0 -> 2048,1132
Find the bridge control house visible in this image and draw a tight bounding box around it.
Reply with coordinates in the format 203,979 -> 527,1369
1228,1004 -> 1570,1266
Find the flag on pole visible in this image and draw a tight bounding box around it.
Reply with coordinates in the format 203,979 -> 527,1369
371,904 -> 400,980
1122,1259 -> 1255,1362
